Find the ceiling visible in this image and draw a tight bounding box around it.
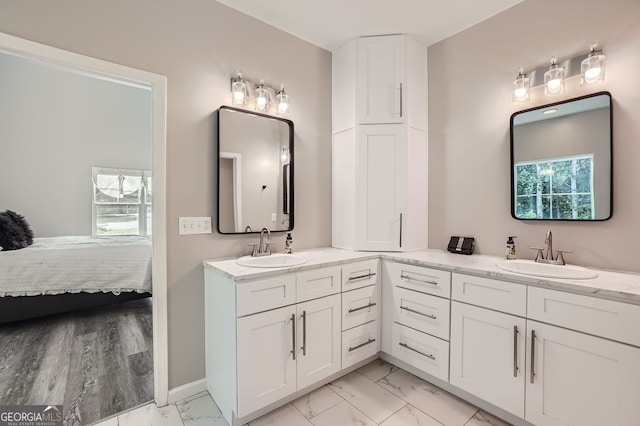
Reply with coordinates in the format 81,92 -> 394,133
216,0 -> 524,51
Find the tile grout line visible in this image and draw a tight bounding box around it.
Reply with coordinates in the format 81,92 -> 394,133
462,409 -> 480,426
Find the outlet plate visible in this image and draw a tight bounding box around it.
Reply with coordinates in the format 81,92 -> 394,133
179,217 -> 212,235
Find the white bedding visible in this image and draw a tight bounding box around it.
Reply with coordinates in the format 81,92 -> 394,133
0,235 -> 152,297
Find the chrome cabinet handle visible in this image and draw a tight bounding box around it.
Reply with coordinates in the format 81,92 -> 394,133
348,338 -> 376,352
513,325 -> 519,377
348,272 -> 376,281
530,329 -> 536,383
399,342 -> 435,360
399,213 -> 403,247
348,302 -> 377,313
291,313 -> 296,360
399,83 -> 403,117
301,310 -> 306,356
400,305 -> 436,320
400,274 -> 438,286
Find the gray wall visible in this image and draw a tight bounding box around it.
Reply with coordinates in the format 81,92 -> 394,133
0,53 -> 152,236
0,0 -> 332,388
429,0 -> 640,272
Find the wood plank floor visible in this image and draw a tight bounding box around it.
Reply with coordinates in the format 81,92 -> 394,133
0,297 -> 153,425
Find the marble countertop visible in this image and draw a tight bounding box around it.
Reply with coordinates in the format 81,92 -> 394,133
203,248 -> 640,305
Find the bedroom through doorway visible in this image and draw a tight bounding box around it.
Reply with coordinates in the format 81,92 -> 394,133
0,40 -> 159,425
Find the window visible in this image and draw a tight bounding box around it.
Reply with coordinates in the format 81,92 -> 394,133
92,167 -> 152,235
515,155 -> 594,219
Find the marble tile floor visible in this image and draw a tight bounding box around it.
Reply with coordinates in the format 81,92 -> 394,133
93,359 -> 511,426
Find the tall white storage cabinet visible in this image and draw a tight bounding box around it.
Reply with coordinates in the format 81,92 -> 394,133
332,35 -> 428,252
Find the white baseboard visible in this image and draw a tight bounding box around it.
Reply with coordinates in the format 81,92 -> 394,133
167,378 -> 207,404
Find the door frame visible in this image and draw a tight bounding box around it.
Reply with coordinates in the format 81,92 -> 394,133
0,32 -> 169,405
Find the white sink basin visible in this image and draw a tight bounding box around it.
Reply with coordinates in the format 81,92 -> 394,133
496,259 -> 598,280
236,253 -> 308,268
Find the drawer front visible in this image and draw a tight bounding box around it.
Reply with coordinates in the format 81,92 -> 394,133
237,274 -> 296,317
342,285 -> 379,331
452,273 -> 526,316
528,286 -> 640,347
296,266 -> 341,303
342,320 -> 379,369
389,262 -> 451,298
342,259 -> 379,292
393,287 -> 450,341
391,323 -> 449,382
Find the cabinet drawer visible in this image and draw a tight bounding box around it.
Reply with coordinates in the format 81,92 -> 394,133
452,273 -> 526,316
342,320 -> 379,369
391,323 -> 449,382
296,266 -> 341,303
528,286 -> 640,347
237,274 -> 296,317
393,287 -> 450,341
342,259 -> 379,291
389,262 -> 450,298
342,285 -> 378,331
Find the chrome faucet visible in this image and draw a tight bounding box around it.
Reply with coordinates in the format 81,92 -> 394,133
251,227 -> 272,257
530,230 -> 571,265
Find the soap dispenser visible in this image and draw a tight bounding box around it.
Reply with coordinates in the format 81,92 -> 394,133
284,233 -> 293,254
506,236 -> 517,260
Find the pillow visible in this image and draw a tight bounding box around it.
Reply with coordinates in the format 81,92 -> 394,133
0,210 -> 34,251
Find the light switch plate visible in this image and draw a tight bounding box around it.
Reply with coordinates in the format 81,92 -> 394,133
179,217 -> 212,235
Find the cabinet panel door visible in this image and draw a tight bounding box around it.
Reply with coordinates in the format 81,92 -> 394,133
237,306 -> 297,417
296,294 -> 342,389
296,266 -> 341,303
357,35 -> 405,124
393,286 -> 450,340
342,284 -> 378,331
391,322 -> 449,382
355,125 -> 406,251
342,320 -> 379,369
526,321 -> 640,426
450,302 -> 525,417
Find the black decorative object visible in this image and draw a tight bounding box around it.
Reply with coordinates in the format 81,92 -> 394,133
447,236 -> 475,255
0,210 -> 34,250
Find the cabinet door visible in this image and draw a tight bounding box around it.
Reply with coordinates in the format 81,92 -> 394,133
237,306 -> 297,417
526,321 -> 640,426
355,125 -> 406,251
296,294 -> 342,389
450,302 -> 526,417
357,35 -> 405,124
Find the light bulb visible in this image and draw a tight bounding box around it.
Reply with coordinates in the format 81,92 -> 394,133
512,67 -> 530,103
255,79 -> 269,112
544,56 -> 564,96
231,71 -> 246,105
276,85 -> 289,115
581,43 -> 605,85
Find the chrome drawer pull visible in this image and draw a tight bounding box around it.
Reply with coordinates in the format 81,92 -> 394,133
399,342 -> 435,360
400,274 -> 438,286
348,272 -> 377,281
400,305 -> 436,320
348,302 -> 377,313
290,313 -> 296,360
530,329 -> 536,383
348,338 -> 376,352
513,325 -> 519,377
301,311 -> 307,356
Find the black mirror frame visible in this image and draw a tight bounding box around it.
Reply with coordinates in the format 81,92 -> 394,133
216,105 -> 295,234
509,91 -> 613,221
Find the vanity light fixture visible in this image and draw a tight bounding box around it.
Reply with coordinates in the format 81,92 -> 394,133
544,56 -> 565,96
276,84 -> 289,116
512,67 -> 530,103
231,71 -> 247,106
280,146 -> 290,163
581,42 -> 606,85
511,42 -> 607,103
229,72 -> 291,115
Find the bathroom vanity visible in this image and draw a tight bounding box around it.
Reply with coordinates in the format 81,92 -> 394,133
204,248 -> 640,426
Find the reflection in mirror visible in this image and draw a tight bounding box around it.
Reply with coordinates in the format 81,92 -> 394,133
218,106 -> 294,234
510,91 -> 612,220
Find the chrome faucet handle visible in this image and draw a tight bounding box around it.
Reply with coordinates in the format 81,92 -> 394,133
555,249 -> 572,265
530,247 -> 545,262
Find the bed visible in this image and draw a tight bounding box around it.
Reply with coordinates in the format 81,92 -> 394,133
0,235 -> 152,324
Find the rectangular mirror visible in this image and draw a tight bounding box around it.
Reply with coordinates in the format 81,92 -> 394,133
510,91 -> 612,221
217,106 -> 294,234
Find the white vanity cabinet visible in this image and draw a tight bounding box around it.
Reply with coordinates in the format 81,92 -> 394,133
449,272 -> 528,417
525,287 -> 640,426
332,34 -> 427,252
383,260 -> 451,381
205,257 -> 379,426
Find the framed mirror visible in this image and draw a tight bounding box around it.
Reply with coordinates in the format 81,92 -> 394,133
217,106 -> 294,234
510,91 -> 612,221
